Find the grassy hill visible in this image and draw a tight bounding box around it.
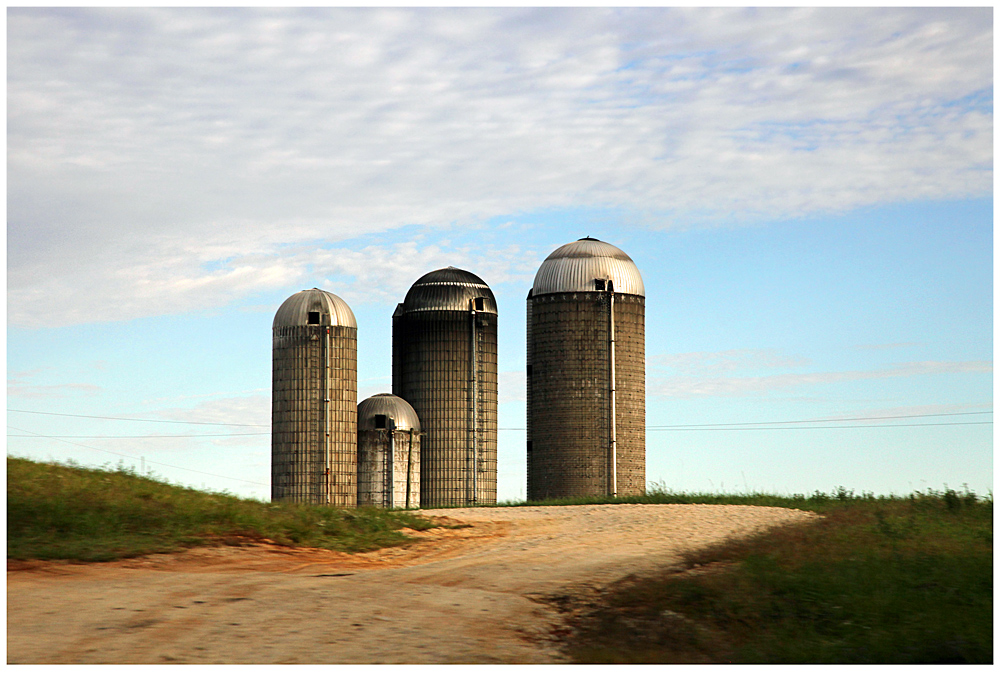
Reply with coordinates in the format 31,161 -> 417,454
7,456 -> 435,562
8,456 -> 991,663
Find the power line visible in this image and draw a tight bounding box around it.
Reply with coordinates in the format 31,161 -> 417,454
500,410 -> 994,431
501,421 -> 993,432
6,425 -> 269,488
647,410 -> 993,429
11,409 -> 992,434
6,409 -> 267,428
7,433 -> 268,439
655,421 -> 991,432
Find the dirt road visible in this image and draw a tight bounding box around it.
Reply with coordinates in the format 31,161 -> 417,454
7,504 -> 815,664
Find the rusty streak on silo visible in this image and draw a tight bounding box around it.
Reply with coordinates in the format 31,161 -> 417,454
272,288 -> 358,506
357,393 -> 421,509
527,238 -> 645,500
393,267 -> 498,507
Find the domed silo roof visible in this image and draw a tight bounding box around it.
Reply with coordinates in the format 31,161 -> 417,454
357,393 -> 421,431
532,238 -> 644,297
273,288 -> 357,329
401,267 -> 498,313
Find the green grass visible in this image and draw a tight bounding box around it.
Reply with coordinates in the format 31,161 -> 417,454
557,486 -> 992,664
500,487 -> 846,511
7,456 -> 436,562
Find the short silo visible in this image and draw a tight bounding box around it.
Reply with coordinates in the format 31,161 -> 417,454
272,288 -> 358,506
357,393 -> 421,509
392,267 -> 498,507
526,238 -> 645,500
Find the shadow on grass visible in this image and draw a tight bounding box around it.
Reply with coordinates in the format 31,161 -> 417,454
553,487 -> 992,664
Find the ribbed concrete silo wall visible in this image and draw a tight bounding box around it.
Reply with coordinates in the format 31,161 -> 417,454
393,311 -> 497,507
272,325 -> 358,505
527,292 -> 644,499
357,429 -> 421,508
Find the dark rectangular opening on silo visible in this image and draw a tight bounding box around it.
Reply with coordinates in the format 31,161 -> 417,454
594,279 -> 606,291
375,414 -> 387,429
474,297 -> 486,311
526,365 -> 532,376
526,440 -> 533,452
308,311 -> 320,324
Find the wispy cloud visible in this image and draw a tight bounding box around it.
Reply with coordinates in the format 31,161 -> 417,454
651,349 -> 993,398
852,342 -> 923,352
7,372 -> 103,400
7,8 -> 991,327
151,394 -> 271,429
7,238 -> 539,327
651,349 -> 811,375
499,371 -> 526,404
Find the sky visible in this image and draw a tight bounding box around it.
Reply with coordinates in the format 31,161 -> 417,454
6,7 -> 993,502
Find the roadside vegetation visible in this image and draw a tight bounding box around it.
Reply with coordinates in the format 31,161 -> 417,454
500,484 -> 854,512
550,486 -> 992,664
7,456 -> 435,562
10,457 -> 991,662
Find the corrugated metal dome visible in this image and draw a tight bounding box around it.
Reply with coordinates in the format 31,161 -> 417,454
273,288 -> 357,329
357,393 -> 421,431
532,238 -> 645,297
401,267 -> 498,313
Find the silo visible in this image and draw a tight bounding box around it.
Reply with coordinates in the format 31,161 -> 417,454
271,288 -> 358,506
526,238 -> 645,500
357,393 -> 421,508
393,267 -> 498,507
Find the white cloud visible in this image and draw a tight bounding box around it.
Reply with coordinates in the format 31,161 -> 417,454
151,394 -> 271,429
650,349 -> 811,375
7,369 -> 104,399
7,7 -> 991,327
7,380 -> 103,400
499,370 -> 526,403
7,238 -> 539,327
651,353 -> 993,399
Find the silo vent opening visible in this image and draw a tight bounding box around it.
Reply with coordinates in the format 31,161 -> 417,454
308,311 -> 320,324
474,297 -> 486,311
594,279 -> 607,291
374,414 -> 387,429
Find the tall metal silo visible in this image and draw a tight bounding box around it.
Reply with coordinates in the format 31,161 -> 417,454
526,238 -> 645,500
392,267 -> 498,507
357,393 -> 421,509
272,288 -> 358,506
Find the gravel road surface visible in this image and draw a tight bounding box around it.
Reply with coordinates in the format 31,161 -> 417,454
7,503 -> 815,664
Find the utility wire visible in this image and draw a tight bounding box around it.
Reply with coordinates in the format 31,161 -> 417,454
655,421 -> 992,431
11,409 -> 991,435
6,425 -> 269,488
647,410 -> 993,429
500,410 -> 993,431
6,409 -> 267,428
7,433 -> 268,439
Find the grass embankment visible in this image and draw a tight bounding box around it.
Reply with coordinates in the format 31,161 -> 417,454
557,487 -> 992,664
7,457 -> 435,562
